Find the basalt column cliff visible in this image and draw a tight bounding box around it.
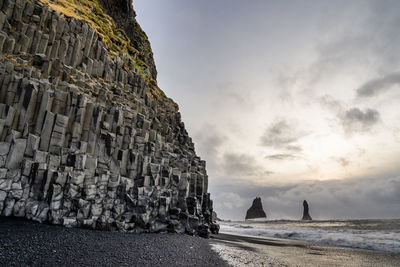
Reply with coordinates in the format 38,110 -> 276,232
0,0 -> 217,236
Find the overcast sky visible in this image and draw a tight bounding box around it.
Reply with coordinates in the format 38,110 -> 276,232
134,0 -> 400,220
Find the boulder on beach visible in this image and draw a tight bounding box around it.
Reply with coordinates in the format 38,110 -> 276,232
245,197 -> 267,220
302,200 -> 312,220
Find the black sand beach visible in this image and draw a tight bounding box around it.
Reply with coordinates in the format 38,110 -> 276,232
1,217 -> 400,267
0,217 -> 228,267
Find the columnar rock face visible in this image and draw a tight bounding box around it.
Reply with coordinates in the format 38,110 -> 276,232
0,0 -> 217,236
245,197 -> 267,220
302,200 -> 312,221
98,0 -> 157,80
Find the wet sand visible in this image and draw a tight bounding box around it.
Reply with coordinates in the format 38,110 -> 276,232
210,233 -> 400,266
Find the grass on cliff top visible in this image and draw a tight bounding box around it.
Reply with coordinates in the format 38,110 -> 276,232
38,0 -> 178,109
39,0 -> 136,55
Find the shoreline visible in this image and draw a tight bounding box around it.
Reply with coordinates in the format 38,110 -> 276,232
2,217 -> 400,266
211,232 -> 400,266
218,219 -> 400,254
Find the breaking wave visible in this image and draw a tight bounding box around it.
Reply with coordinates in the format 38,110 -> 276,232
220,219 -> 400,253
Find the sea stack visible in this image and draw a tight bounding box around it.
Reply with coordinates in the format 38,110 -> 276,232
302,200 -> 312,220
0,0 -> 217,236
245,197 -> 267,220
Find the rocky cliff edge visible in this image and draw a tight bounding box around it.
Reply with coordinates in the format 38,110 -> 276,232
0,0 -> 217,237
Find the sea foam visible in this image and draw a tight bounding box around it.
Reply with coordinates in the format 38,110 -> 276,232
220,219 -> 400,253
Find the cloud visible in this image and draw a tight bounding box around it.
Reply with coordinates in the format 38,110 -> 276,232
318,94 -> 343,113
222,153 -> 269,177
286,145 -> 303,152
212,171 -> 400,220
357,72 -> 400,97
260,119 -> 307,150
195,124 -> 225,158
215,81 -> 255,109
318,95 -> 382,136
194,124 -> 226,171
265,153 -> 298,161
263,170 -> 274,176
332,156 -> 350,167
214,192 -> 247,211
340,107 -> 380,133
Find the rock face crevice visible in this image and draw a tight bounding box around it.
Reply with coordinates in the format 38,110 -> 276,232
245,197 -> 267,220
0,0 -> 216,236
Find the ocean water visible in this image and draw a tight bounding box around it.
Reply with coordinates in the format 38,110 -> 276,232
219,219 -> 400,253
